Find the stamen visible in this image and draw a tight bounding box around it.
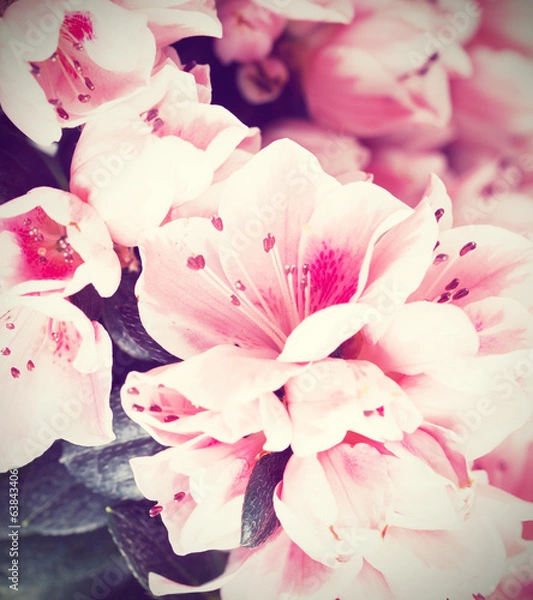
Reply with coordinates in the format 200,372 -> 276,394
459,241 -> 477,257
84,77 -> 95,90
434,208 -> 445,222
149,505 -> 163,517
26,360 -> 35,371
77,93 -> 91,103
1,348 -> 11,356
445,278 -> 460,291
174,492 -> 186,502
145,107 -> 158,121
433,253 -> 449,264
152,117 -> 164,133
187,255 -> 206,271
230,294 -> 241,306
6,323 -> 15,330
211,215 -> 224,231
263,233 -> 275,253
164,415 -> 179,422
452,288 -> 469,300
132,404 -> 144,412
149,404 -> 162,412
436,292 -> 451,303
11,367 -> 20,379
267,237 -> 299,329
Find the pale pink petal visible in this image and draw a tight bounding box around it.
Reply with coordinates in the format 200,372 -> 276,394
362,301 -> 479,375
256,0 -> 355,23
113,0 -> 222,46
285,359 -> 420,455
464,297 -> 533,355
137,218 -> 276,357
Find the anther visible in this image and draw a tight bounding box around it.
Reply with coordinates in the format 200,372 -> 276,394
445,278 -> 460,291
152,118 -> 164,132
77,93 -> 91,103
164,415 -> 179,422
1,348 -> 10,356
436,292 -> 451,303
73,60 -> 83,73
6,322 -> 15,330
132,404 -> 144,412
145,108 -> 158,121
26,360 -> 35,371
433,253 -> 449,264
459,241 -> 477,256
73,42 -> 84,51
11,367 -> 20,379
452,288 -> 469,300
30,63 -> 40,75
149,505 -> 163,517
149,404 -> 162,412
211,215 -> 223,231
434,208 -> 445,222
84,77 -> 95,90
235,280 -> 246,291
230,294 -> 241,306
263,233 -> 275,253
56,107 -> 70,120
174,492 -> 186,502
187,255 -> 206,271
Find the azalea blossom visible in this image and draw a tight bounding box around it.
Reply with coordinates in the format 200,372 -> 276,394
0,0 -> 156,145
134,139 -> 533,460
134,428 -> 533,599
70,61 -> 260,246
0,293 -> 114,471
0,186 -> 121,297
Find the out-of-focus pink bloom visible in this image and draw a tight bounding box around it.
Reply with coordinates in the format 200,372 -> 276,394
449,153 -> 533,241
451,45 -> 533,156
111,0 -> 222,46
255,0 -> 356,24
262,118 -> 370,183
0,0 -> 156,145
0,186 -> 120,298
475,0 -> 533,58
0,293 -> 114,471
235,56 -> 289,104
300,0 -> 472,140
214,0 -> 286,65
70,62 -> 260,246
366,145 -> 449,207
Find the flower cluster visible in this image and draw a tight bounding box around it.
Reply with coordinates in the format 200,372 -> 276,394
1,1 -> 533,599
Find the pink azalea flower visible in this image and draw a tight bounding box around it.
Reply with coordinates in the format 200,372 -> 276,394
0,186 -> 120,297
111,0 -> 222,47
0,293 -> 114,471
0,0 -> 157,146
143,434 -> 533,599
299,0 -> 472,139
70,61 -> 260,246
262,118 -> 370,184
134,140 -> 533,459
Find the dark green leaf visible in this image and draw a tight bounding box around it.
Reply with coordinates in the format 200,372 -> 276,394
107,499 -> 226,598
61,388 -> 164,501
240,447 -> 292,548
